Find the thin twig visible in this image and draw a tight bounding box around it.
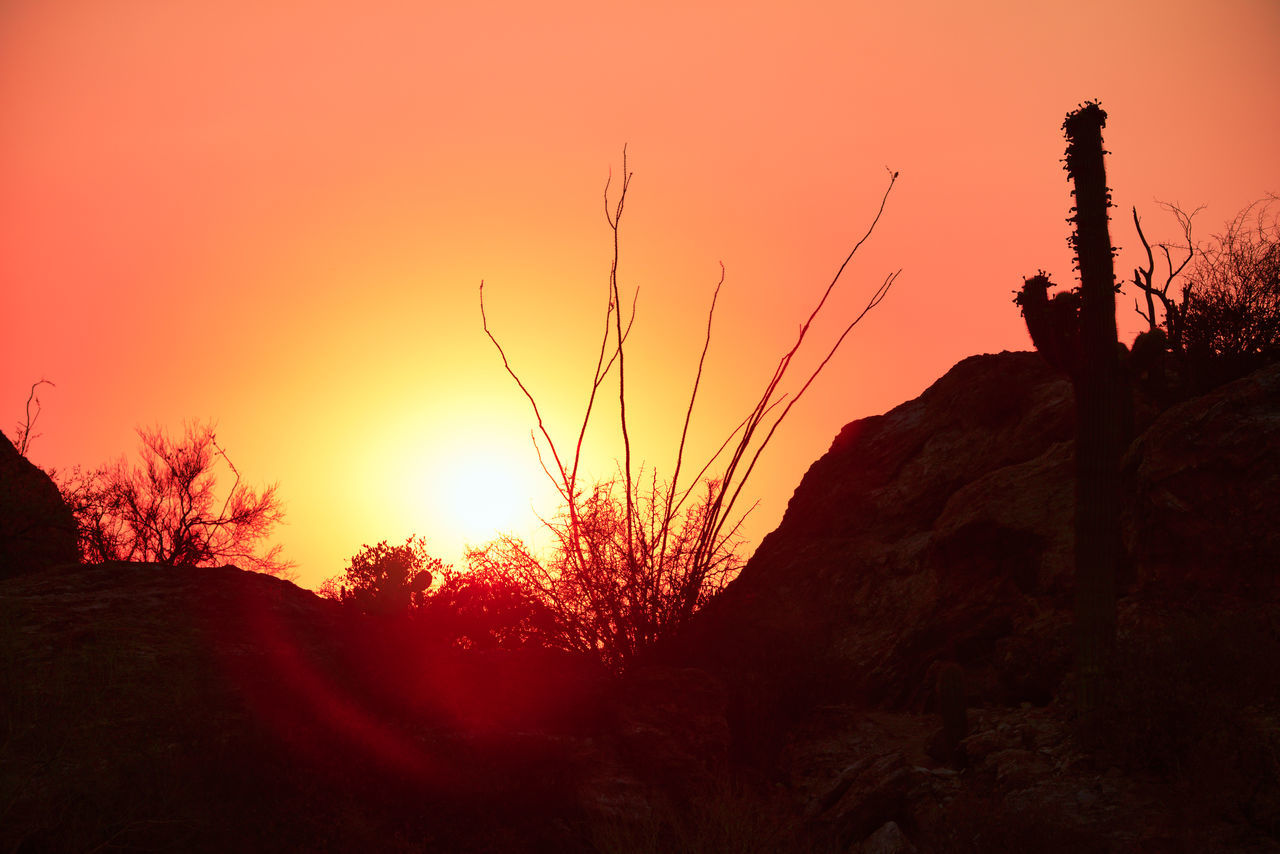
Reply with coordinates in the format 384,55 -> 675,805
15,378 -> 54,456
480,281 -> 572,489
692,170 -> 899,569
660,261 -> 725,569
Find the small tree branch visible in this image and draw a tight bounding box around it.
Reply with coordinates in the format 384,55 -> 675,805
480,280 -> 573,491
15,378 -> 55,456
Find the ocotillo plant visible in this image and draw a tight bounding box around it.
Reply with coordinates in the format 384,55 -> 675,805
1017,102 -> 1123,725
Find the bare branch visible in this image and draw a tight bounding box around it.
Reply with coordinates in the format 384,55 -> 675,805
691,171 -> 899,570
1128,201 -> 1201,354
480,280 -> 572,491
660,261 -> 726,563
15,378 -> 55,456
608,147 -> 637,564
478,156 -> 899,669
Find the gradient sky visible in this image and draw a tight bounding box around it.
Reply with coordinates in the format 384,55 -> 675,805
4,1 -> 1278,590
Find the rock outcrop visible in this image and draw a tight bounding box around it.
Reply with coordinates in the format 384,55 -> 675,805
0,562 -> 734,853
1123,359 -> 1280,594
671,351 -> 1080,749
4,353 -> 1277,853
665,352 -> 1280,852
0,428 -> 77,578
674,354 -> 1280,733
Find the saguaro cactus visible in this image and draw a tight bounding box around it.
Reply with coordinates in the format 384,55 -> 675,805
1064,102 -> 1123,723
1018,102 -> 1123,724
1014,271 -> 1080,377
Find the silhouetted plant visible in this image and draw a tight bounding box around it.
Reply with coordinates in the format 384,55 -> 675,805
322,536 -> 441,617
1129,202 -> 1198,360
1013,272 -> 1079,377
1180,196 -> 1280,381
11,379 -> 54,458
57,421 -> 291,575
1017,102 -> 1123,724
1064,102 -> 1124,725
420,561 -> 561,650
466,473 -> 742,669
1128,195 -> 1279,394
480,150 -> 899,669
321,538 -> 561,648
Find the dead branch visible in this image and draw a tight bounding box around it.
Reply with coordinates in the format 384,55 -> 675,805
14,378 -> 55,456
479,155 -> 899,668
1130,202 -> 1199,351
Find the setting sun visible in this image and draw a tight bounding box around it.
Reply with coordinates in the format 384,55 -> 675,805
438,448 -> 533,542
2,0 -> 1275,592
407,435 -> 555,557
1,2 -> 1277,850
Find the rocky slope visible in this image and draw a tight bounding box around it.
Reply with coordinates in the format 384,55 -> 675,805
3,352 -> 1278,852
665,351 -> 1280,851
0,561 -> 746,852
0,428 -> 77,579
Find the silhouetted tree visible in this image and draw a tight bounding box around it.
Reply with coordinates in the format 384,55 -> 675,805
323,536 -> 441,617
321,538 -> 560,648
1180,196 -> 1280,382
1129,195 -> 1279,394
481,151 -> 899,669
58,421 -> 291,575
1129,203 -> 1198,361
421,562 -> 561,650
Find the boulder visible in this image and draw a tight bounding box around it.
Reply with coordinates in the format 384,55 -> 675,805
669,352 -> 1078,754
1123,360 -> 1280,595
0,429 -> 77,578
0,562 -> 616,852
669,352 -> 1280,763
859,820 -> 918,854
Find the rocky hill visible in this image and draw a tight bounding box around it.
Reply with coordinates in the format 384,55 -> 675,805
1,561 -> 731,852
3,352 -> 1278,852
665,350 -> 1280,851
0,429 -> 76,579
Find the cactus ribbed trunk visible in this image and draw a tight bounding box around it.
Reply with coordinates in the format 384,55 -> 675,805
1063,103 -> 1122,721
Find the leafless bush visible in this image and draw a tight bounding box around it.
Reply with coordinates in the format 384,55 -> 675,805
58,421 -> 291,575
1129,195 -> 1279,392
480,152 -> 898,668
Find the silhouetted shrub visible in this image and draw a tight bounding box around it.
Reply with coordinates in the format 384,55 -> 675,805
1129,195 -> 1280,395
480,153 -> 899,672
1180,196 -> 1280,387
322,537 -> 562,651
57,421 -> 291,575
418,562 -> 561,651
322,536 -> 441,617
466,475 -> 742,671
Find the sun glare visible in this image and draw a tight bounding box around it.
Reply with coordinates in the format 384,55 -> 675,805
414,439 -> 549,554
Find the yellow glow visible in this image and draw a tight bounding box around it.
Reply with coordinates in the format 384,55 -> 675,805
3,1 -> 1276,589
407,434 -> 552,557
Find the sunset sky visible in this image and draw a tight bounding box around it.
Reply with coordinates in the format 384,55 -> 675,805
3,1 -> 1278,590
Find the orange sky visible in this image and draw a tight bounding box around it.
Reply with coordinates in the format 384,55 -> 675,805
3,1 -> 1278,590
